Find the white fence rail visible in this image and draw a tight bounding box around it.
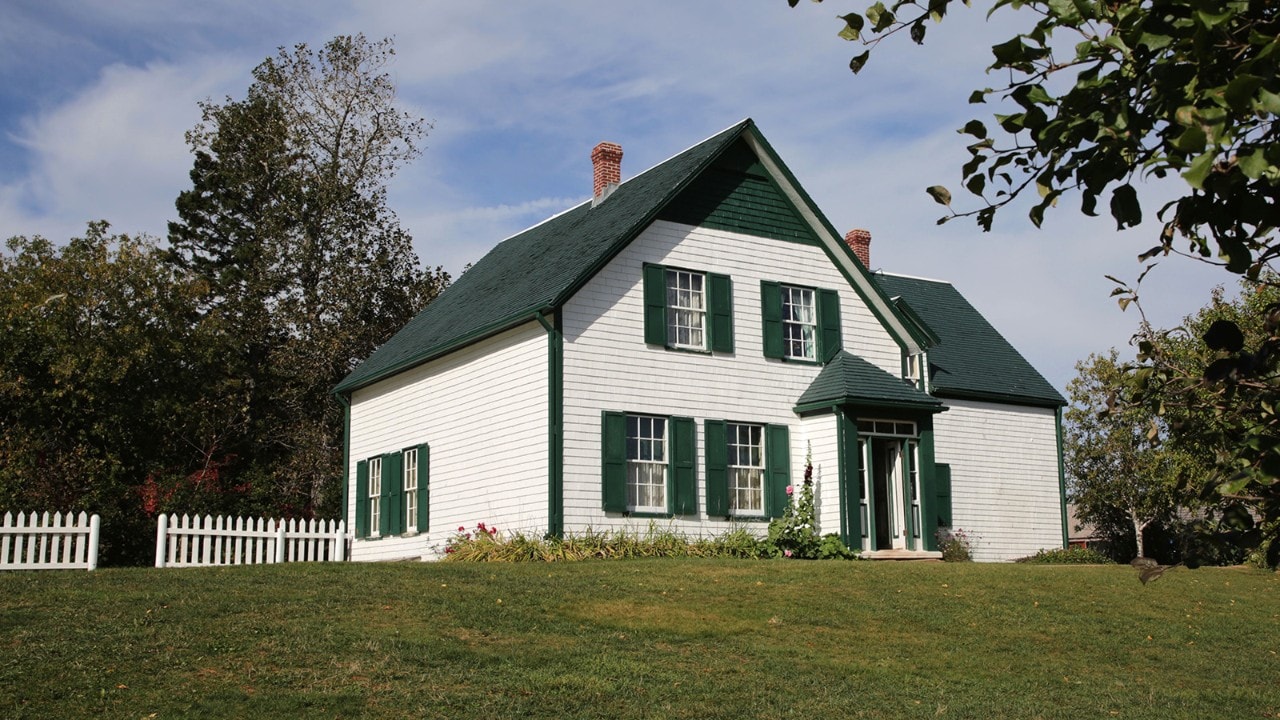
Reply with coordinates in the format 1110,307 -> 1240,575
155,514 -> 346,568
1,511 -> 100,571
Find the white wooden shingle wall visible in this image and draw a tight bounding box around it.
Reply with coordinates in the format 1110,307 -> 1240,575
560,220 -> 899,535
932,399 -> 1063,561
802,413 -> 841,538
347,322 -> 549,560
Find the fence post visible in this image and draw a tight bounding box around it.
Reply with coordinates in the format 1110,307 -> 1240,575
87,514 -> 100,571
273,520 -> 286,563
334,521 -> 346,562
155,514 -> 169,568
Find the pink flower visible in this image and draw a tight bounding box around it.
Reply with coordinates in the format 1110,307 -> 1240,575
785,485 -> 794,496
784,549 -> 793,558
458,526 -> 466,532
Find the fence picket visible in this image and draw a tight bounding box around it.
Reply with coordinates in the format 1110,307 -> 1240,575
149,513 -> 345,568
0,511 -> 101,571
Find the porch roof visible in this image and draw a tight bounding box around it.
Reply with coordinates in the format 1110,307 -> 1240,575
794,350 -> 945,413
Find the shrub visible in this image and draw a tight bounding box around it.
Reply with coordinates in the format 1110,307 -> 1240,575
936,527 -> 974,562
1014,546 -> 1116,564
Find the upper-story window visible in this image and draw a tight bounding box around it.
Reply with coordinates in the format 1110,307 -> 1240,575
760,281 -> 841,363
666,269 -> 706,350
781,286 -> 816,361
905,351 -> 928,391
643,264 -> 734,353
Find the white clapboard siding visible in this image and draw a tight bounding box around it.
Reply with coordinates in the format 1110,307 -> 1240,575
0,511 -> 100,571
154,514 -> 345,567
561,220 -> 899,535
803,414 -> 841,538
933,399 -> 1063,561
348,321 -> 550,561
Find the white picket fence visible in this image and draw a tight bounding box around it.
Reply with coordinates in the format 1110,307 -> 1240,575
154,513 -> 346,567
1,511 -> 100,571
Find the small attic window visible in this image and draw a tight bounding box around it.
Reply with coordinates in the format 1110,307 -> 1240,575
905,351 -> 928,392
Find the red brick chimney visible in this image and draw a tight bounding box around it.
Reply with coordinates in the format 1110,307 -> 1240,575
591,142 -> 623,202
844,228 -> 871,267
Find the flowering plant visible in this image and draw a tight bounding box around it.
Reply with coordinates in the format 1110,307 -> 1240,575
936,527 -> 974,562
444,522 -> 500,555
766,444 -> 823,559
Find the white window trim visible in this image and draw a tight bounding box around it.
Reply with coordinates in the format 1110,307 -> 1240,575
781,285 -> 816,361
666,269 -> 707,351
727,423 -> 765,516
403,448 -> 418,535
368,456 -> 382,538
626,414 -> 667,513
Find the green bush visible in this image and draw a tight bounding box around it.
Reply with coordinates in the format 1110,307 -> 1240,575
1014,546 -> 1116,564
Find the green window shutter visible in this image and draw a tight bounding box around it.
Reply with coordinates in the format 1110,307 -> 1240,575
382,452 -> 403,536
765,424 -> 791,518
935,463 -> 953,528
760,280 -> 784,359
704,420 -> 729,517
354,460 -> 369,538
708,273 -> 734,353
818,288 -> 842,362
416,443 -> 430,533
670,416 -> 697,515
643,264 -> 667,346
601,411 -> 628,512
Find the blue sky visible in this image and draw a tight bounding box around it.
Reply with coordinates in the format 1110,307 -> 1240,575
0,1 -> 1232,392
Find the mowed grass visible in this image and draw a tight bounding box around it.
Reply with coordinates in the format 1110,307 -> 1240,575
1,560 -> 1277,719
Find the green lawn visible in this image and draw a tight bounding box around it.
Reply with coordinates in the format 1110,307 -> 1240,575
1,560 -> 1276,719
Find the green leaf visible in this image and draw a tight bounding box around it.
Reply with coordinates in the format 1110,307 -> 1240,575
926,185 -> 953,206
1224,74 -> 1264,112
1109,184 -> 1141,229
837,13 -> 864,41
1237,149 -> 1272,180
910,20 -> 926,44
1182,150 -> 1216,189
991,37 -> 1028,65
965,174 -> 986,196
969,89 -> 990,104
1254,88 -> 1280,115
1203,320 -> 1245,352
849,50 -> 870,74
961,119 -> 987,139
1172,125 -> 1207,153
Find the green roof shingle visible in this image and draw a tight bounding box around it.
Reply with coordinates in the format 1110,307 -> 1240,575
873,273 -> 1065,407
335,120 -> 754,394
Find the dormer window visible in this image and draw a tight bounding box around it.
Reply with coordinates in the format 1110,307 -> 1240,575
905,351 -> 928,392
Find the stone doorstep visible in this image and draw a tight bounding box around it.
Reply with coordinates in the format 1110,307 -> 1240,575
861,549 -> 943,561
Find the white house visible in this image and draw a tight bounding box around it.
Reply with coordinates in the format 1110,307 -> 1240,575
334,119 -> 1067,562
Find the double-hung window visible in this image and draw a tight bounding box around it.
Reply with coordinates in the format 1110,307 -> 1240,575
760,281 -> 841,363
627,415 -> 667,512
705,420 -> 791,519
354,444 -> 430,539
727,423 -> 765,515
643,264 -> 733,353
403,447 -> 419,534
367,456 -> 383,538
666,269 -> 706,350
781,286 -> 816,361
602,411 -> 696,516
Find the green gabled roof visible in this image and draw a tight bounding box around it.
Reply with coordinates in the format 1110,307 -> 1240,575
795,350 -> 944,412
335,120 -> 755,394
873,273 -> 1066,408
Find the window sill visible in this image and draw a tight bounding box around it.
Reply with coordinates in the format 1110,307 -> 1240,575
664,344 -> 713,356
624,511 -> 674,519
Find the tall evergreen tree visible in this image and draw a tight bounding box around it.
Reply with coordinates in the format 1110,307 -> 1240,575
168,35 -> 448,516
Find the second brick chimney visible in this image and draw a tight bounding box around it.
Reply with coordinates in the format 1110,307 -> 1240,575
844,228 -> 872,268
591,142 -> 624,204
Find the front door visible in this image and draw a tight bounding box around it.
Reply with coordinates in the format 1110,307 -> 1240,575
858,420 -> 923,552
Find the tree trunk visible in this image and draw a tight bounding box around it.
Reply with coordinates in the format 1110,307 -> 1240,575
1131,510 -> 1149,559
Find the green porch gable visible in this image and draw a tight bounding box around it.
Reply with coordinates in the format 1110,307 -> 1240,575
795,350 -> 945,414
873,273 -> 1066,408
335,119 -> 924,395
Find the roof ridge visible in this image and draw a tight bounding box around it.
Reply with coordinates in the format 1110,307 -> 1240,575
874,270 -> 952,285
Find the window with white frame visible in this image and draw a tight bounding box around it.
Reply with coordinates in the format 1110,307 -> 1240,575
403,447 -> 418,534
727,423 -> 765,515
626,415 -> 667,512
368,456 -> 382,538
666,269 -> 706,350
782,285 -> 816,360
905,352 -> 927,390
